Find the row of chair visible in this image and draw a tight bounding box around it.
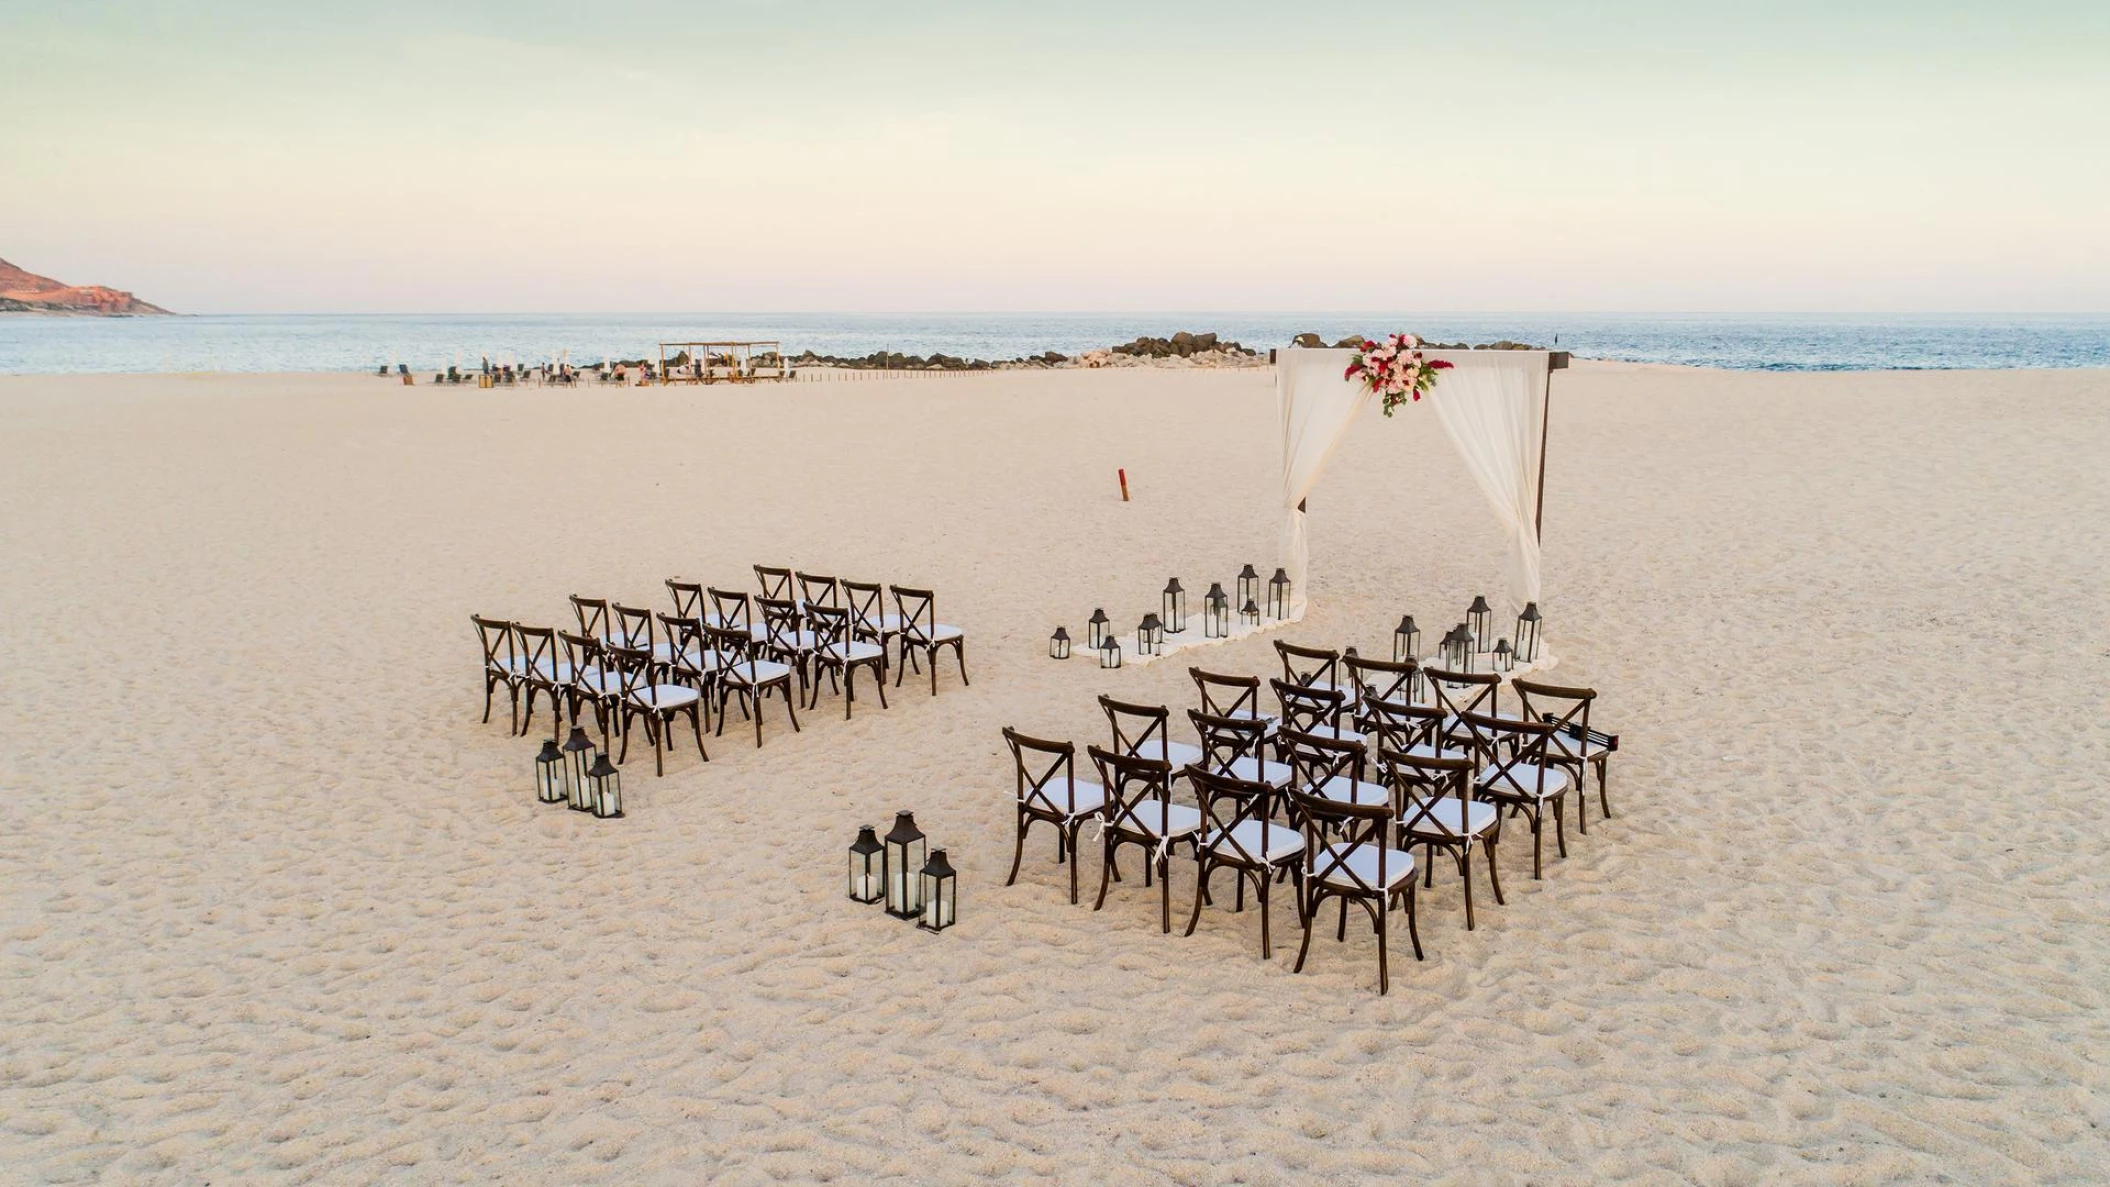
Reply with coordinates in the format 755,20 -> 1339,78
1001,642 -> 1614,994
474,567 -> 969,774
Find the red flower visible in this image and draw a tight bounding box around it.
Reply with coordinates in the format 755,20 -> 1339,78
1430,359 -> 1453,370
1343,362 -> 1360,380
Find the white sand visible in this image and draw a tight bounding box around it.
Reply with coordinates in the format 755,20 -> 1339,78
2,364 -> 2107,1182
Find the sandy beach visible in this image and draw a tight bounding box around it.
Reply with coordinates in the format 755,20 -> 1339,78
2,362 -> 2107,1183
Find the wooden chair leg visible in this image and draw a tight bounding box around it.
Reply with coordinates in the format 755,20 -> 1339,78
1484,835 -> 1506,904
1183,860 -> 1208,937
1405,881 -> 1423,961
1597,761 -> 1612,819
1005,813 -> 1028,887
953,641 -> 970,687
1460,845 -> 1475,930
1093,839 -> 1115,911
872,661 -> 888,710
1257,869 -> 1273,959
1293,891 -> 1319,973
782,682 -> 801,733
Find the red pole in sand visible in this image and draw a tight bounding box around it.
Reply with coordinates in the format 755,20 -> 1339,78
1118,468 -> 1130,502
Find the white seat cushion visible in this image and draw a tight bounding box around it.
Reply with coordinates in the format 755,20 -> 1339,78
1401,797 -> 1499,839
1215,754 -> 1294,786
1023,779 -> 1106,818
1314,774 -> 1390,808
674,646 -> 727,673
632,684 -> 700,711
767,630 -> 821,653
1478,763 -> 1572,799
1397,740 -> 1473,762
821,640 -> 886,663
908,623 -> 965,644
1312,841 -> 1416,891
721,659 -> 793,685
1111,801 -> 1204,839
1127,740 -> 1205,769
575,669 -> 625,695
1547,732 -> 1610,760
1204,820 -> 1305,864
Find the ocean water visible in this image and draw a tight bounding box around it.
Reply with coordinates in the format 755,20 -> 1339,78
0,311 -> 2104,375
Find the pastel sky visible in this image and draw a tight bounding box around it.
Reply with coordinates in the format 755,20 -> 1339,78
4,1 -> 2106,313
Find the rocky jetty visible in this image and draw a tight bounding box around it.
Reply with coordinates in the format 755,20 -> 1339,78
0,257 -> 170,315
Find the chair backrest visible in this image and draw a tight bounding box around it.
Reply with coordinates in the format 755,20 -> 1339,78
1358,696 -> 1443,755
1003,727 -> 1094,817
570,595 -> 612,642
515,624 -> 558,682
1381,747 -> 1477,840
606,644 -> 654,700
472,615 -> 515,675
1458,709 -> 1558,796
1345,653 -> 1420,707
666,579 -> 707,621
707,587 -> 752,632
611,603 -> 655,651
1425,667 -> 1500,722
796,571 -> 840,611
659,612 -> 707,663
1280,727 -> 1367,795
754,565 -> 793,600
1511,678 -> 1597,749
757,596 -> 805,651
1289,785 -> 1396,896
1187,765 -> 1277,863
1270,678 -> 1351,739
557,629 -> 598,682
890,586 -> 937,644
705,624 -> 764,681
841,580 -> 890,637
807,604 -> 851,652
1087,745 -> 1174,840
1190,668 -> 1264,722
1275,640 -> 1341,691
1099,695 -> 1181,765
1187,709 -> 1271,780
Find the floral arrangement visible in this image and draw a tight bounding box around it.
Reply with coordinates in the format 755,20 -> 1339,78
1344,333 -> 1453,415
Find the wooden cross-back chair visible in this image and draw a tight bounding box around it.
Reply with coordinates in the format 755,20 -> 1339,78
1187,709 -> 1293,790
1269,679 -> 1365,752
1457,708 -> 1572,880
706,587 -> 760,642
795,571 -> 840,613
706,624 -> 800,748
1275,641 -> 1357,708
611,602 -> 677,670
805,605 -> 889,720
472,615 -> 521,733
514,624 -> 570,741
1512,678 -> 1615,831
1424,667 -> 1501,740
1184,765 -> 1305,959
1381,747 -> 1503,930
559,629 -> 622,749
666,579 -> 716,628
1099,695 -> 1203,772
570,595 -> 614,646
840,579 -> 904,656
1358,697 -> 1454,761
607,643 -> 708,777
1001,728 -> 1108,904
1279,727 -> 1390,813
756,596 -> 818,696
659,613 -> 720,720
1288,783 -> 1422,995
890,586 -> 968,695
754,565 -> 794,601
1345,653 -> 1422,710
1189,668 -> 1275,732
1086,746 -> 1203,934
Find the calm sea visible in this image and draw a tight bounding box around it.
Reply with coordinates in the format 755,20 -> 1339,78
1,312 -> 2105,375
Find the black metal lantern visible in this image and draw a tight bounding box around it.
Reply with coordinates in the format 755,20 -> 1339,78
1439,626 -> 1466,670
847,825 -> 885,903
1049,626 -> 1071,660
1086,607 -> 1109,650
1236,564 -> 1260,612
1240,598 -> 1262,629
1516,602 -> 1542,664
1162,578 -> 1187,634
1392,615 -> 1421,664
1467,596 -> 1492,652
1099,632 -> 1123,669
1203,583 -> 1230,639
883,810 -> 927,919
535,738 -> 567,805
1494,638 -> 1515,673
918,848 -> 957,933
1137,613 -> 1164,657
586,751 -> 623,819
562,726 -> 595,801
1267,569 -> 1292,619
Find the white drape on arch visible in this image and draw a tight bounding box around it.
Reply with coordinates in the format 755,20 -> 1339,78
1277,347 -> 1551,618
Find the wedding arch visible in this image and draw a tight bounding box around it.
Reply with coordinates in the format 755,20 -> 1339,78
1276,345 -> 1569,623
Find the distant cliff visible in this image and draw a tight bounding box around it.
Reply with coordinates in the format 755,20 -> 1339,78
0,257 -> 170,315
